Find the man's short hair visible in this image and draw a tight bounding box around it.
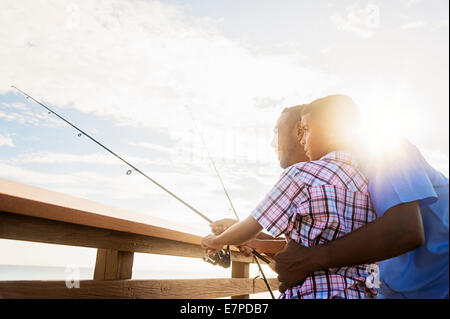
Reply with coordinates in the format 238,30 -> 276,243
281,104 -> 307,128
302,94 -> 360,137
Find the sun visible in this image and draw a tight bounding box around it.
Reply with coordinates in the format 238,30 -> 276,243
357,102 -> 420,155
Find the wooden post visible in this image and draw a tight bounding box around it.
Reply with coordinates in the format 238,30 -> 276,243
231,261 -> 250,299
93,249 -> 134,280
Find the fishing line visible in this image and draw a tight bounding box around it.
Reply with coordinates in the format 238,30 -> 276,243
184,105 -> 239,221
11,85 -> 212,224
185,105 -> 275,299
12,86 -> 274,297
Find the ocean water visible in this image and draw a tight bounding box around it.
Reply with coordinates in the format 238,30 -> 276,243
0,264 -> 277,299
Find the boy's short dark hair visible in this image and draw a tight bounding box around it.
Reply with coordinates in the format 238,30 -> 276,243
302,94 -> 360,137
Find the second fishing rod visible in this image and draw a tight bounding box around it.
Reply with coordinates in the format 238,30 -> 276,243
185,105 -> 275,299
12,86 -> 274,289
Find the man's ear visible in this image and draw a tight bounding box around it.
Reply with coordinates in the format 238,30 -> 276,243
294,121 -> 303,142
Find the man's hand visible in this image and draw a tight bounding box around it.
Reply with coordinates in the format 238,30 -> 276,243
201,235 -> 223,254
273,201 -> 425,293
210,218 -> 238,235
273,241 -> 323,293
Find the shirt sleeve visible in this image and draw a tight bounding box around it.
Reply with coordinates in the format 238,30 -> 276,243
366,138 -> 438,217
251,166 -> 303,237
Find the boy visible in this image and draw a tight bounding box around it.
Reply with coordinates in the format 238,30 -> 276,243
201,95 -> 378,299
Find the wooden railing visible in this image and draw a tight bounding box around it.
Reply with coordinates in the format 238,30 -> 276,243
0,178 -> 278,299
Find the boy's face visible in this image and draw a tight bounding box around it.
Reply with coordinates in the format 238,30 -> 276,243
300,113 -> 330,161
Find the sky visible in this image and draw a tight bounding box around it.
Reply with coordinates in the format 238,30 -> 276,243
0,0 -> 448,297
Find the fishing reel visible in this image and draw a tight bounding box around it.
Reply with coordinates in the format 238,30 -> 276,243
202,245 -> 231,268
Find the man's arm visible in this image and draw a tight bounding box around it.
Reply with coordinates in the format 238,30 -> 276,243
247,239 -> 287,254
274,201 -> 425,292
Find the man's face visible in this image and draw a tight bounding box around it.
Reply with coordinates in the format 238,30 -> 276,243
272,112 -> 306,168
300,113 -> 329,161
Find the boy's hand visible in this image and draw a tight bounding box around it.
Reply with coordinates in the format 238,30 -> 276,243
237,245 -> 254,257
209,218 -> 238,235
201,234 -> 223,254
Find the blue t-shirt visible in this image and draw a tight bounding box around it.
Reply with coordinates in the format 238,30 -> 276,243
361,138 -> 449,299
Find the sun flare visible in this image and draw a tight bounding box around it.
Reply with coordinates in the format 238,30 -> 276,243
357,100 -> 421,155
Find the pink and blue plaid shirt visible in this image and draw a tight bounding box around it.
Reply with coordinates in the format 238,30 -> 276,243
251,151 -> 378,299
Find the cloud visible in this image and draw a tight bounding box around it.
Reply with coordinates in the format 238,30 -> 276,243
432,19 -> 449,30
129,141 -> 174,154
7,151 -> 168,166
0,0 -> 339,140
0,134 -> 282,224
253,96 -> 285,109
0,158 -> 198,200
401,20 -> 426,30
404,0 -> 423,6
0,157 -> 263,226
331,3 -> 380,38
0,108 -> 65,127
0,134 -> 14,147
1,102 -> 28,111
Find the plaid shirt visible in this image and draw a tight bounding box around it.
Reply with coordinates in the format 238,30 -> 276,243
252,151 -> 378,299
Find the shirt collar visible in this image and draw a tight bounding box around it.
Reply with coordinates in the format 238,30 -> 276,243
320,150 -> 361,168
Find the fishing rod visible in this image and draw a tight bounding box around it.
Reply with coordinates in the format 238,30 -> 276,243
184,106 -> 271,263
185,105 -> 275,299
11,85 -> 212,224
12,86 -> 274,297
184,106 -> 239,221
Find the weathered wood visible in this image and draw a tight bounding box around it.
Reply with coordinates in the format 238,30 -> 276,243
231,261 -> 250,299
94,249 -> 134,280
0,178 -> 279,299
0,177 -> 205,245
0,278 -> 280,299
0,212 -> 255,263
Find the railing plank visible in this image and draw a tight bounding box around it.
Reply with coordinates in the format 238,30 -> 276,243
0,278 -> 279,299
0,177 -> 206,245
0,211 -> 256,263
